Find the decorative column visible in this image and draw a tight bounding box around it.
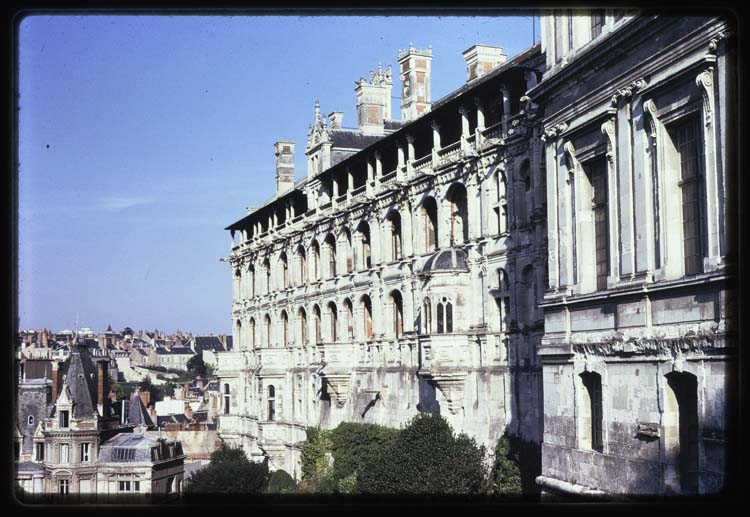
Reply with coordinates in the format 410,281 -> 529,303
406,134 -> 415,177
500,86 -> 511,134
431,120 -> 441,165
459,105 -> 470,152
474,98 -> 485,148
397,143 -> 406,180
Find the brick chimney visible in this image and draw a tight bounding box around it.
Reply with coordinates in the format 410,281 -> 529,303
51,361 -> 59,402
139,389 -> 150,409
274,141 -> 296,194
462,44 -> 507,82
96,359 -> 109,415
354,63 -> 393,135
328,112 -> 343,129
398,43 -> 432,122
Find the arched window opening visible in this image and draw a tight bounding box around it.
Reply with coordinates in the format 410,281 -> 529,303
328,302 -> 338,342
387,211 -> 402,261
493,171 -> 508,235
446,301 -> 453,333
517,161 -> 530,228
223,384 -> 231,415
233,268 -> 241,300
664,372 -> 699,494
281,311 -> 289,346
356,222 -> 372,269
391,291 -> 404,339
311,241 -> 321,281
325,234 -> 337,278
263,259 -> 271,294
297,247 -> 307,285
422,197 -> 439,252
298,308 -> 307,345
248,265 -> 255,297
519,265 -> 534,325
437,302 -> 444,334
249,318 -> 256,349
280,253 -> 289,289
342,228 -> 353,273
267,385 -> 276,422
264,314 -> 272,347
361,295 -> 373,341
449,184 -> 469,244
580,371 -> 603,453
344,299 -> 354,341
235,319 -> 242,350
313,305 -> 321,344
436,297 -> 453,334
422,298 -> 432,334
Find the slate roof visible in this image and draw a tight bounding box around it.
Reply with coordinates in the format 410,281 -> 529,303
157,414 -> 189,427
329,129 -> 384,150
127,392 -> 155,429
62,341 -> 100,418
98,433 -> 179,463
421,247 -> 469,274
156,347 -> 194,355
193,336 -> 226,353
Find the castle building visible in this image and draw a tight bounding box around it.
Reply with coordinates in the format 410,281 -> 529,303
530,11 -> 735,497
217,10 -> 735,496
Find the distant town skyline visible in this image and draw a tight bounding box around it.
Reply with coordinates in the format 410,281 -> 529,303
18,13 -> 539,334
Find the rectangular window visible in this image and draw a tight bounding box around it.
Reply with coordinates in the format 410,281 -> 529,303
58,479 -> 69,495
36,442 -> 45,461
80,443 -> 90,462
119,481 -> 131,492
587,158 -> 609,290
554,15 -> 563,63
591,9 -> 605,38
59,410 -> 69,428
59,443 -> 69,464
671,116 -> 704,276
134,481 -> 140,492
567,11 -> 574,51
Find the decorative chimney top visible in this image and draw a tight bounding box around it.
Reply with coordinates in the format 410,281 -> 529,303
462,44 -> 507,82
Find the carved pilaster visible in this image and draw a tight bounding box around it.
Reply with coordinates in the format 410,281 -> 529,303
600,118 -> 616,164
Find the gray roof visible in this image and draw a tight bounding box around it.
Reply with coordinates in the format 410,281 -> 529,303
62,342 -> 100,418
421,247 -> 469,274
127,392 -> 155,429
329,129 -> 384,150
193,336 -> 226,353
99,433 -> 161,463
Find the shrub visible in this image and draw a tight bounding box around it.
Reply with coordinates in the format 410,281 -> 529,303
268,469 -> 296,493
183,443 -> 269,497
357,413 -> 487,495
491,435 -> 522,495
298,428 -> 334,493
328,421 -> 399,491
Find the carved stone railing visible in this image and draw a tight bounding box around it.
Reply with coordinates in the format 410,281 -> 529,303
437,140 -> 461,165
482,121 -> 503,141
412,154 -> 432,173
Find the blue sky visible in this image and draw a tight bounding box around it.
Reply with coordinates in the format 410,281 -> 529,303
18,14 -> 540,334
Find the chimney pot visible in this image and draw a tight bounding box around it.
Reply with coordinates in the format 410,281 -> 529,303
462,44 -> 507,82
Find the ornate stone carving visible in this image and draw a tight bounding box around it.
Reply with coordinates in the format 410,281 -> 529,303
600,118 -> 616,164
708,30 -> 729,54
696,67 -> 715,127
541,122 -> 568,142
642,99 -> 658,147
610,78 -> 648,106
431,373 -> 467,415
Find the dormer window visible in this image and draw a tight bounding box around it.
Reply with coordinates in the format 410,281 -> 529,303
59,410 -> 69,428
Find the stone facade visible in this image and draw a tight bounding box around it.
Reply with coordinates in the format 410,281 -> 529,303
217,11 -> 736,497
219,42 -> 548,476
531,12 -> 735,496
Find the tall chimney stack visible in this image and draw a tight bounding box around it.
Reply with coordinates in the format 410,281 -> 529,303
274,141 -> 296,194
398,43 -> 432,122
354,63 -> 393,135
462,45 -> 507,82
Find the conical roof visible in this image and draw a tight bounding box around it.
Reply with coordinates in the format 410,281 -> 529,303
63,339 -> 99,418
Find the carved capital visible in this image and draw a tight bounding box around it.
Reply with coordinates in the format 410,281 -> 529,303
600,118 -> 616,163
696,67 -> 715,126
430,120 -> 440,132
642,99 -> 658,145
611,78 -> 648,105
541,121 -> 568,142
708,30 -> 729,54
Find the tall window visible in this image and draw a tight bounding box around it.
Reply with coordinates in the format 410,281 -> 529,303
264,315 -> 272,346
249,318 -> 256,349
311,241 -> 321,280
80,443 -> 90,462
580,372 -> 603,452
313,305 -> 321,344
391,291 -> 404,338
670,116 -> 704,276
495,268 -> 511,332
297,247 -> 307,285
449,184 -> 469,244
328,302 -> 338,342
586,158 -> 609,290
325,234 -> 337,278
493,171 -> 508,235
567,10 -> 574,51
59,410 -> 69,428
388,211 -> 402,261
357,223 -> 372,269
281,311 -> 289,346
235,319 -> 242,350
280,253 -> 289,289
35,442 -> 44,461
344,299 -> 354,341
59,443 -> 69,464
591,9 -> 605,38
665,372 -> 699,493
224,383 -> 231,415
58,479 -> 70,495
436,298 -> 453,334
267,385 -> 276,421
248,265 -> 255,297
422,197 -> 438,252
298,308 -> 307,345
343,228 -> 353,273
361,296 -> 373,340
422,298 -> 432,334
263,259 -> 271,293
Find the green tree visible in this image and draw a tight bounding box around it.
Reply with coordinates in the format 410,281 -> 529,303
490,435 -> 522,495
357,413 -> 487,495
186,354 -> 207,377
328,421 -> 399,492
267,469 -> 296,493
183,443 -> 269,497
298,427 -> 334,493
138,375 -> 163,403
